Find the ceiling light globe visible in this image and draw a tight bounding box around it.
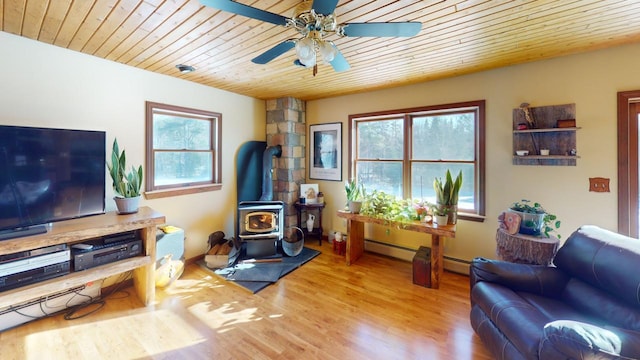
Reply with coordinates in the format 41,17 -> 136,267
319,41 -> 337,63
299,51 -> 316,67
296,38 -> 316,67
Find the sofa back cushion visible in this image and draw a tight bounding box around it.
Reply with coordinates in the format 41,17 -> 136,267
561,278 -> 640,330
554,225 -> 640,310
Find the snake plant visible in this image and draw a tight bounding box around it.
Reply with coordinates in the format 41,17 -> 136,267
107,139 -> 143,198
433,170 -> 462,206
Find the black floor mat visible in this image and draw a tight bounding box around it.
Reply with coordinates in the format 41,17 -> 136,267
199,247 -> 320,293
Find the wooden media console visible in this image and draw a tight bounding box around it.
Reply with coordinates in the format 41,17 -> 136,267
0,206 -> 165,309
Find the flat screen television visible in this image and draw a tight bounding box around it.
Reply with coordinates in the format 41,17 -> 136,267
0,125 -> 106,240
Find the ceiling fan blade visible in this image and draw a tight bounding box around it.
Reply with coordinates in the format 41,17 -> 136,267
252,41 -> 295,64
329,47 -> 350,72
200,0 -> 288,26
342,22 -> 422,37
311,0 -> 340,16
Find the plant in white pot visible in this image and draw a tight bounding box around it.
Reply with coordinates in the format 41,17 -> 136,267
106,139 -> 143,214
345,178 -> 365,213
433,169 -> 462,224
430,203 -> 449,225
509,199 -> 561,238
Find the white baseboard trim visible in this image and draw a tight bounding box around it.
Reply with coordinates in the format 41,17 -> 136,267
364,240 -> 470,275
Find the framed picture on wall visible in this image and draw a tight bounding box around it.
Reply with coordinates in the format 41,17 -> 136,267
309,122 -> 342,181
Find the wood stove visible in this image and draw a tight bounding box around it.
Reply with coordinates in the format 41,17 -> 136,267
237,201 -> 284,258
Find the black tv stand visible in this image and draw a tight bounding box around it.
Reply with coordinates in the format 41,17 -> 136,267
0,225 -> 48,241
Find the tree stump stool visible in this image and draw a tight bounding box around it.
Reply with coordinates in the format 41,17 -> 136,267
495,228 -> 559,265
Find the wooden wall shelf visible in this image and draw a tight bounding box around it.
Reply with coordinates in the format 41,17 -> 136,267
512,104 -> 578,166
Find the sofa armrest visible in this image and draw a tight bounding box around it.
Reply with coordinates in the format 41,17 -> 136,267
540,320 -> 640,360
470,257 -> 569,296
604,326 -> 640,359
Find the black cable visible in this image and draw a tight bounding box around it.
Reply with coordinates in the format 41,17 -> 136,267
5,269 -> 136,324
8,284 -> 95,320
64,270 -> 133,320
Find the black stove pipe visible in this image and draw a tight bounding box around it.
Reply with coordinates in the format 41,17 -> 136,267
259,145 -> 282,201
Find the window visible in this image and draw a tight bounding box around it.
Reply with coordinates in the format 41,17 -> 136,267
145,102 -> 222,199
349,100 -> 485,220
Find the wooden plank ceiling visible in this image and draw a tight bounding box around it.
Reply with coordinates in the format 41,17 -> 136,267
2,0 -> 640,101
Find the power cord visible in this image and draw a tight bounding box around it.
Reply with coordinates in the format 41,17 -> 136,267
64,271 -> 132,320
5,270 -> 135,326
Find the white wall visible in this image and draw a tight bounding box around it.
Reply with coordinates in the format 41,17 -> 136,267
307,43 -> 640,262
0,32 -> 266,260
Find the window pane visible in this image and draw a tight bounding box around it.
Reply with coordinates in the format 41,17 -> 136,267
154,151 -> 212,186
412,113 -> 475,160
153,115 -> 211,150
357,119 -> 403,159
356,161 -> 403,198
411,162 -> 475,210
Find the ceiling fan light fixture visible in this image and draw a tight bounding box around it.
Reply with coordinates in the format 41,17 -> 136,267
319,41 -> 337,63
295,38 -> 316,67
201,0 -> 420,74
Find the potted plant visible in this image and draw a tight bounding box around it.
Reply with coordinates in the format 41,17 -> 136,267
345,179 -> 365,213
106,139 -> 143,214
433,169 -> 462,224
430,203 -> 449,225
509,199 -> 561,238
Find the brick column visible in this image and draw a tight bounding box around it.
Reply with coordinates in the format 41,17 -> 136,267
266,97 -> 306,236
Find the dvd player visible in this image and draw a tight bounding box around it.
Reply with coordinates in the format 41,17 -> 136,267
0,250 -> 70,277
0,244 -> 67,265
73,239 -> 142,271
0,261 -> 70,292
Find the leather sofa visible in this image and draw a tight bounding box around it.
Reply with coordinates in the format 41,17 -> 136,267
470,225 -> 640,359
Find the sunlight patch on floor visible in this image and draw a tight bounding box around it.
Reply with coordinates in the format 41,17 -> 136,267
188,301 -> 262,333
24,309 -> 205,359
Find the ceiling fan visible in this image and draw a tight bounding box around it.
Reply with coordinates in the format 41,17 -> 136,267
200,0 -> 422,75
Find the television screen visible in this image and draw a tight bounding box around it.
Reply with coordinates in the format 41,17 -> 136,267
0,125 -> 105,236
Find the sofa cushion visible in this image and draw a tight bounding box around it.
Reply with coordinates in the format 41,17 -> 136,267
561,278 -> 640,331
539,320 -> 625,359
554,225 -> 640,309
519,292 -> 599,325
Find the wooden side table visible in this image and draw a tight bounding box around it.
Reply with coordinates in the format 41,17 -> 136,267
336,210 -> 456,289
495,228 -> 559,265
294,202 -> 326,245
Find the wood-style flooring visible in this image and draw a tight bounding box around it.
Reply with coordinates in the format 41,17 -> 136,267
0,241 -> 492,359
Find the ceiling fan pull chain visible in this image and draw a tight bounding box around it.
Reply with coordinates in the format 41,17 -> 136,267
313,64 -> 318,77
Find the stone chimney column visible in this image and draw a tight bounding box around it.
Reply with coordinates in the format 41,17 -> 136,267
265,97 -> 306,235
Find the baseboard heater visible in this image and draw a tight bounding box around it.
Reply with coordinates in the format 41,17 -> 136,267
364,239 -> 471,275
0,280 -> 102,331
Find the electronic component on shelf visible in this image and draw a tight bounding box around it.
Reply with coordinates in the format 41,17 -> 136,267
72,239 -> 142,271
0,250 -> 71,292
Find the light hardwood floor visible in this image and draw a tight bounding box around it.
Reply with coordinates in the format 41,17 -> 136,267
0,242 -> 492,359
